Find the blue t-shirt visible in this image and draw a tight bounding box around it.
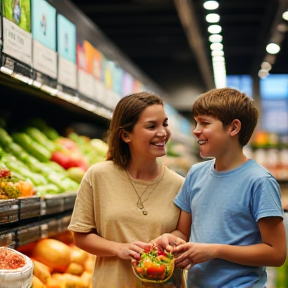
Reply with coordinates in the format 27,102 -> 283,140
174,159 -> 283,288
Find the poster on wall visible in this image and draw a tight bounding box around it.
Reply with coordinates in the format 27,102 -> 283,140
77,39 -> 94,100
57,14 -> 77,90
260,74 -> 288,99
226,75 -> 253,98
123,71 -> 133,96
92,48 -> 107,105
2,0 -> 32,75
262,99 -> 288,134
113,65 -> 124,98
31,0 -> 57,79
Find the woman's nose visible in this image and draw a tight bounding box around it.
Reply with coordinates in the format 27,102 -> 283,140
156,127 -> 167,137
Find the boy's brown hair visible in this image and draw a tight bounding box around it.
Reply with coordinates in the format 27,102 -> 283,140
106,92 -> 163,169
192,87 -> 258,146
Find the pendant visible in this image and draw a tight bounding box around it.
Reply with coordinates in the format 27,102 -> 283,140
142,211 -> 148,215
137,201 -> 144,209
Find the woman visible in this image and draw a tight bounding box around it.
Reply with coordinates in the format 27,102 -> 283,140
68,92 -> 185,288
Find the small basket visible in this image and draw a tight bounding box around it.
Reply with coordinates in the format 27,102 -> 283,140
0,247 -> 33,288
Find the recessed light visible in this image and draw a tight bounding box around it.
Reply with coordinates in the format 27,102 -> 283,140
203,1 -> 219,10
208,25 -> 222,34
266,43 -> 280,54
206,13 -> 220,23
209,34 -> 222,42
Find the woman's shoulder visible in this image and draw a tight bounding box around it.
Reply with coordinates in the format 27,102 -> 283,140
87,160 -> 122,175
164,165 -> 185,183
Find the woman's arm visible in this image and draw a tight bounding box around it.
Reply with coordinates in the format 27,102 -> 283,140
73,231 -> 148,260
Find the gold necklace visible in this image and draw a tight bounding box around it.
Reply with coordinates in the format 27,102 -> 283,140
126,168 -> 165,216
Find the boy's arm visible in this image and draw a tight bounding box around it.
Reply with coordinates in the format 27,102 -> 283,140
175,216 -> 286,268
215,216 -> 286,266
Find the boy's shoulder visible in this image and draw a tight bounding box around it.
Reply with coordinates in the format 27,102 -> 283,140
187,159 -> 214,176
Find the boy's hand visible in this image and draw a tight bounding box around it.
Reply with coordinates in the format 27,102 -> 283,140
174,242 -> 215,269
151,233 -> 186,253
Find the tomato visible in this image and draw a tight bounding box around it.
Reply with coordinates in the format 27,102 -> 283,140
144,246 -> 151,253
156,255 -> 168,262
143,258 -> 152,268
135,265 -> 144,275
157,251 -> 166,257
146,263 -> 166,279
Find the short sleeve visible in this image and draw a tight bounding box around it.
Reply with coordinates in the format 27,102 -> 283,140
68,176 -> 97,233
251,176 -> 283,222
174,171 -> 193,213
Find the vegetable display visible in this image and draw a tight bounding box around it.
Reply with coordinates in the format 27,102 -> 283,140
131,245 -> 174,283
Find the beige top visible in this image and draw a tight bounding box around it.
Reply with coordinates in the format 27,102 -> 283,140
68,161 -> 184,288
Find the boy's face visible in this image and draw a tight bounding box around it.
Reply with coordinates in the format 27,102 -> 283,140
193,115 -> 232,159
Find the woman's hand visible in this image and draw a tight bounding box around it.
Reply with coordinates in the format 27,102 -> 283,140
151,233 -> 186,253
117,241 -> 149,260
174,242 -> 215,269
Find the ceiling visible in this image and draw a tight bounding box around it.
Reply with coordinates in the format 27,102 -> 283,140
69,0 -> 288,121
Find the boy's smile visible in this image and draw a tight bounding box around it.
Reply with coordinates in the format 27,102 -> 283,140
193,115 -> 230,159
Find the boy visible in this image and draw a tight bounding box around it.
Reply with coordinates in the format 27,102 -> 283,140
154,88 -> 286,287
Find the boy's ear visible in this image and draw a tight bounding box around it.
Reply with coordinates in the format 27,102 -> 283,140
230,119 -> 241,136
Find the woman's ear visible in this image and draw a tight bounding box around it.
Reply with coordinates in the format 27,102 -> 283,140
121,130 -> 131,143
229,119 -> 241,136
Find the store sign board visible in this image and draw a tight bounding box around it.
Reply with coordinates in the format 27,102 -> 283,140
260,74 -> 288,99
226,75 -> 253,98
31,0 -> 57,78
262,99 -> 288,134
57,14 -> 77,89
2,16 -> 32,65
77,39 -> 95,99
92,48 -> 107,105
58,56 -> 77,89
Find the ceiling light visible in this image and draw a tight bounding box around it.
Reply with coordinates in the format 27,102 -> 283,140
211,50 -> 224,56
208,25 -> 222,34
266,43 -> 280,54
206,13 -> 220,23
283,11 -> 288,21
210,43 -> 223,50
261,62 -> 272,71
213,56 -> 225,62
203,1 -> 219,10
209,34 -> 222,42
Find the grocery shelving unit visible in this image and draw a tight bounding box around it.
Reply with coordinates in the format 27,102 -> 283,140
0,0 -> 195,251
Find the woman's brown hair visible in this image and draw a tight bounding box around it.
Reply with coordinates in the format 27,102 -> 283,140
106,92 -> 163,169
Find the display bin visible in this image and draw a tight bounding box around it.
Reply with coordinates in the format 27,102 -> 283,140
63,191 -> 77,211
18,196 -> 41,220
16,223 -> 42,247
0,199 -> 19,224
0,229 -> 16,249
40,192 -> 77,216
41,195 -> 65,216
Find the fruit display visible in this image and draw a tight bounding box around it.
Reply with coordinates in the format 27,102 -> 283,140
0,162 -> 35,199
0,118 -> 108,198
131,245 -> 174,283
17,232 -> 95,288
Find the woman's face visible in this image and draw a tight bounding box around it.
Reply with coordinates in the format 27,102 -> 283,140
126,104 -> 171,160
